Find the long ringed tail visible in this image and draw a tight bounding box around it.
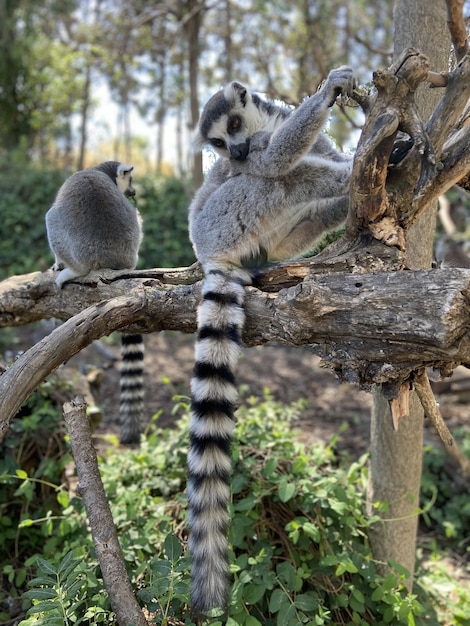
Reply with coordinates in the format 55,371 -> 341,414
119,333 -> 145,444
188,267 -> 250,616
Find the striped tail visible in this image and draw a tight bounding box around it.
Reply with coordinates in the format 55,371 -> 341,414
187,268 -> 250,616
119,333 -> 145,444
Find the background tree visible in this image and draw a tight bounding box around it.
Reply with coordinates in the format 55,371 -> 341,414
366,0 -> 453,589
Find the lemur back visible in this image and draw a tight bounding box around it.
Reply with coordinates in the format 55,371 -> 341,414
187,67 -> 354,616
46,161 -> 145,444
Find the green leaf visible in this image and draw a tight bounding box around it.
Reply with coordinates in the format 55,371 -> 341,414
28,576 -> 56,587
16,469 -> 28,479
163,532 -> 182,562
57,550 -> 76,575
277,602 -> 296,625
295,592 -> 318,611
56,490 -> 69,508
27,599 -> 62,614
269,588 -> 285,613
18,518 -> 34,528
244,582 -> 267,604
278,478 -> 295,503
37,558 -> 58,577
23,587 -> 58,600
371,586 -> 384,602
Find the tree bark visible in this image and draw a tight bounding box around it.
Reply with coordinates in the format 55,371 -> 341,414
183,0 -> 204,189
366,0 -> 452,591
2,267 -> 470,442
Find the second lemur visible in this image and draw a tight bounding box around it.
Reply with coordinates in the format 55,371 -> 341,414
46,161 -> 144,444
187,66 -> 355,616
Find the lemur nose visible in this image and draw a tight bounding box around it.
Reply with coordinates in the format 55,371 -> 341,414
230,142 -> 250,161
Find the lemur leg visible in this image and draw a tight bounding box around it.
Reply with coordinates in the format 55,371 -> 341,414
269,195 -> 350,261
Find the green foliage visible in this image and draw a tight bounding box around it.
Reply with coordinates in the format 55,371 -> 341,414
3,390 -> 466,626
0,374 -> 74,623
20,552 -> 96,626
0,156 -> 68,279
420,429 -> 470,550
135,176 -> 196,269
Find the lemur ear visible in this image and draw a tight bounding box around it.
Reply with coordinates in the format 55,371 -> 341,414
117,163 -> 134,177
225,81 -> 250,107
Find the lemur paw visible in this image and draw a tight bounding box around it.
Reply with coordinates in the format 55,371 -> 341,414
325,66 -> 355,106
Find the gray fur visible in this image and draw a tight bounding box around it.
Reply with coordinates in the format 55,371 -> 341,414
46,161 -> 142,288
45,161 -> 144,445
190,67 -> 354,267
187,66 -> 355,617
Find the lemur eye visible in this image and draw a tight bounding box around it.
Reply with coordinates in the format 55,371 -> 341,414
228,116 -> 241,133
211,138 -> 226,149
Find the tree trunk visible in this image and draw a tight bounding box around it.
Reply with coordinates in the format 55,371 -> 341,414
184,0 -> 204,189
367,0 -> 451,589
77,58 -> 91,170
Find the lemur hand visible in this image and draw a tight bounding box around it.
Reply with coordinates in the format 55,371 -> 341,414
323,66 -> 355,107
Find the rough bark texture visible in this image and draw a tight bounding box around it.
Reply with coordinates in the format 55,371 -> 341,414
63,397 -> 150,626
1,267 -> 470,442
366,0 -> 453,591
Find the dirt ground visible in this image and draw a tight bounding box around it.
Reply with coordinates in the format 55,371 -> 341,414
17,324 -> 468,460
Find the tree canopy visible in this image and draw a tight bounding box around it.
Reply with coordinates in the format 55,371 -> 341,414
0,0 -> 395,175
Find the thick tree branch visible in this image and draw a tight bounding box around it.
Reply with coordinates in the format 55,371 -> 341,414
1,267 -> 470,441
63,397 -> 150,626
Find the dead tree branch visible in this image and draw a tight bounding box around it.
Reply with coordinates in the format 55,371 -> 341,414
1,267 -> 470,442
63,397 -> 150,626
413,369 -> 470,477
322,49 -> 470,263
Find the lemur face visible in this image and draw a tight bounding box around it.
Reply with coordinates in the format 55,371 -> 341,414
116,164 -> 135,197
195,82 -> 263,162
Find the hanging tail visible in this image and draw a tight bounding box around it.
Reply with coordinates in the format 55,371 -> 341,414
188,267 -> 251,616
119,333 -> 145,444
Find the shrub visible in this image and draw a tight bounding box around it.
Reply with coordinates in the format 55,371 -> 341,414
8,391 -> 468,625
135,176 -> 196,270
0,157 -> 68,279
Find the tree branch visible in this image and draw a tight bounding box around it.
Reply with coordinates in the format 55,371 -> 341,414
2,267 -> 470,441
63,397 -> 150,626
413,369 -> 470,478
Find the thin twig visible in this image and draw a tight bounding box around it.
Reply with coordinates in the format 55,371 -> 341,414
414,369 -> 470,477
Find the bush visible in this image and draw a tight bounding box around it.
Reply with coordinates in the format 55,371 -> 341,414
0,374 -> 74,623
420,430 -> 470,550
135,176 -> 196,269
3,389 -> 468,625
0,157 -> 68,279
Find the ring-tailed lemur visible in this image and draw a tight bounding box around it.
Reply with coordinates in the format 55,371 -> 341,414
45,161 -> 145,444
187,66 -> 354,616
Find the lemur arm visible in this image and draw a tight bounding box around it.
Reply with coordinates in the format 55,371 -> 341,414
252,66 -> 354,178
